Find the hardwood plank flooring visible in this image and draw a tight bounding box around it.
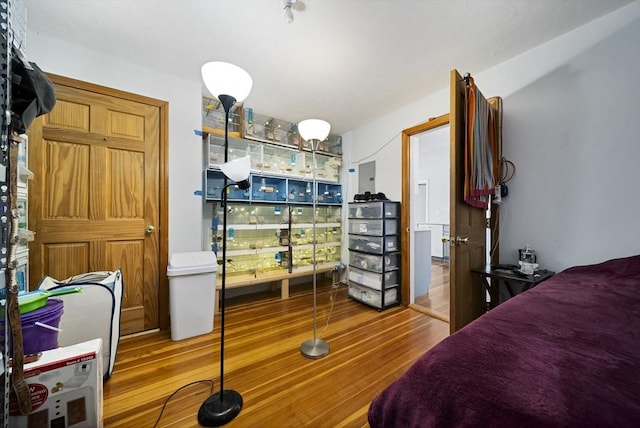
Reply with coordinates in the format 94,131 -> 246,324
413,260 -> 450,321
103,282 -> 449,427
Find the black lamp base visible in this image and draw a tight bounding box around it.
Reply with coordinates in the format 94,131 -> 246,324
197,390 -> 243,427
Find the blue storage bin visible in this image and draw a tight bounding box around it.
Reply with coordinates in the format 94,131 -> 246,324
251,175 -> 286,202
287,179 -> 313,203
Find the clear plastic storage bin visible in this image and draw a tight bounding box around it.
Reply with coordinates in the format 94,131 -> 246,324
348,282 -> 398,309
349,252 -> 399,273
348,219 -> 397,236
348,235 -> 398,254
348,201 -> 398,219
348,266 -> 398,290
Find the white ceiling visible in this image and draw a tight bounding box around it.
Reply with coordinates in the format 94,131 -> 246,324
25,0 -> 632,134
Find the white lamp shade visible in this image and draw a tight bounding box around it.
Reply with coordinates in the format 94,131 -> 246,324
220,156 -> 251,182
298,119 -> 331,142
201,62 -> 253,103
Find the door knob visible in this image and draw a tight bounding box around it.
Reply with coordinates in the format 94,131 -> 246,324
456,236 -> 469,245
146,225 -> 156,233
441,236 -> 455,247
442,236 -> 469,246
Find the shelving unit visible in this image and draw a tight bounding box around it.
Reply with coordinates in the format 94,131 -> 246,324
204,170 -> 343,206
347,201 -> 401,310
205,133 -> 341,183
0,3 -> 9,418
201,109 -> 344,305
202,96 -> 242,138
208,202 -> 342,308
242,108 -> 342,156
13,133 -> 31,293
2,1 -> 28,424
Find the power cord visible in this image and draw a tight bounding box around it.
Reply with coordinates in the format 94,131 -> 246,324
318,266 -> 346,339
318,282 -> 343,339
490,202 -> 505,260
152,379 -> 215,428
352,131 -> 401,164
498,157 -> 516,184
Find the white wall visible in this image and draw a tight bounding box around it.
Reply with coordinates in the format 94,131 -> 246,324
416,126 -> 449,225
25,1 -> 640,272
497,17 -> 640,271
347,1 -> 640,272
26,32 -> 204,256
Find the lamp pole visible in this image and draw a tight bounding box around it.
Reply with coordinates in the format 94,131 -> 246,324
219,95 -> 232,403
298,120 -> 331,359
198,99 -> 244,427
198,61 -> 252,427
300,145 -> 329,358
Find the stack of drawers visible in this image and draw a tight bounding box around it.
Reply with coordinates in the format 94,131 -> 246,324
347,201 -> 401,310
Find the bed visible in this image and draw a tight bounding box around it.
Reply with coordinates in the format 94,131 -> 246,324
368,255 -> 640,427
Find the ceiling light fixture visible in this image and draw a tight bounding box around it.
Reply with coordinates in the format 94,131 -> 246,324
282,0 -> 296,23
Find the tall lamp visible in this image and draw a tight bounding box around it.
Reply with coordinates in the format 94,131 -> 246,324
298,119 -> 331,359
198,62 -> 252,427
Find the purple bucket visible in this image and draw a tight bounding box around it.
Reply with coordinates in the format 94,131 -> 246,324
20,299 -> 64,355
20,298 -> 64,355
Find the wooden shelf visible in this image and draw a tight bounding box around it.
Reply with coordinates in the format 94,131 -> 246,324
202,125 -> 241,138
214,264 -> 338,309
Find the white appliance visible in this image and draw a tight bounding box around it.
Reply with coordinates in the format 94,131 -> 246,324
9,339 -> 103,428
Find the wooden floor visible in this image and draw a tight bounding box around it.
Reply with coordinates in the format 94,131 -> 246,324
414,260 -> 450,321
103,282 -> 449,427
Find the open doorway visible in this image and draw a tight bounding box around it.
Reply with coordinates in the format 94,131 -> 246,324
412,124 -> 450,320
408,118 -> 451,321
401,70 -> 500,333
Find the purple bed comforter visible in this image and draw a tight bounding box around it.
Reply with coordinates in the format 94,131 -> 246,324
368,255 -> 640,428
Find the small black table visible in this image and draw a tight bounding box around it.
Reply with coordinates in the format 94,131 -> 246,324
471,265 -> 555,310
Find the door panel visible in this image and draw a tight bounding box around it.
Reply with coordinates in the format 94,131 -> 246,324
110,149 -> 144,218
449,69 -> 487,334
45,140 -> 90,218
107,239 -> 145,333
29,79 -> 161,335
47,99 -> 90,131
44,243 -> 90,280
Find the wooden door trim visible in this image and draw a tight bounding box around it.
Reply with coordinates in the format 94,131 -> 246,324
401,114 -> 449,307
46,74 -> 170,331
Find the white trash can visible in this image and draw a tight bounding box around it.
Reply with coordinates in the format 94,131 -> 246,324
167,251 -> 218,341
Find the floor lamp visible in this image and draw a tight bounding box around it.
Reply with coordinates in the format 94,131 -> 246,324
298,119 -> 331,359
198,62 -> 252,427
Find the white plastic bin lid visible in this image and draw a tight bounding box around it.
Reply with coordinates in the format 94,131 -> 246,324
167,251 -> 219,277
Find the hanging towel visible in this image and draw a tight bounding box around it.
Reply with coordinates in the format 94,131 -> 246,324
464,76 -> 498,209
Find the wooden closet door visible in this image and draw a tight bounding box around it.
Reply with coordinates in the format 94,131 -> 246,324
28,78 -> 162,334
448,69 -> 487,333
